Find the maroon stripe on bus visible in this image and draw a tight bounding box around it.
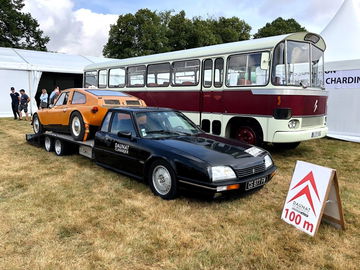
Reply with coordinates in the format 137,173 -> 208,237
125,90 -> 327,116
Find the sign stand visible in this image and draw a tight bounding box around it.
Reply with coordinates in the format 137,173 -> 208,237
281,161 -> 345,236
322,171 -> 345,230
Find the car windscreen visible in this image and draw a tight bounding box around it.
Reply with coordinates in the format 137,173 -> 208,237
86,90 -> 130,97
135,111 -> 202,138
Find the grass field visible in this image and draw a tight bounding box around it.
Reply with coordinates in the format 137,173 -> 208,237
0,118 -> 359,270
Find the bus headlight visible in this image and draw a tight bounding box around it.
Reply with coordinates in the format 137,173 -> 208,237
264,155 -> 273,169
210,166 -> 236,182
288,119 -> 299,129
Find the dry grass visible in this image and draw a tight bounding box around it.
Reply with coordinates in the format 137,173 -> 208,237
0,118 -> 359,270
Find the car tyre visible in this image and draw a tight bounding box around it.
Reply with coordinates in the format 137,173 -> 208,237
70,111 -> 85,141
148,160 -> 178,200
54,139 -> 67,156
44,136 -> 54,152
33,113 -> 44,134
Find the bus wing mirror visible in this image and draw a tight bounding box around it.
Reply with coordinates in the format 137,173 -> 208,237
260,52 -> 270,70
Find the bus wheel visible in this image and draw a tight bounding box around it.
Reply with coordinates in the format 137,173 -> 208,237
273,142 -> 300,149
234,126 -> 262,146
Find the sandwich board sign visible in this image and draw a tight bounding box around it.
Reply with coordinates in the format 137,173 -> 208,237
281,161 -> 345,236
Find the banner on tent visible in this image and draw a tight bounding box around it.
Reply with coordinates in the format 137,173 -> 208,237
325,69 -> 360,89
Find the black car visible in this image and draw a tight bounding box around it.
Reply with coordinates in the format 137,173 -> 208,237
94,107 -> 277,199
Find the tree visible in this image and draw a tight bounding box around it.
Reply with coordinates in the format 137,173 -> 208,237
0,0 -> 49,50
103,9 -> 169,59
253,17 -> 306,39
166,10 -> 194,51
104,9 -> 252,58
213,17 -> 251,43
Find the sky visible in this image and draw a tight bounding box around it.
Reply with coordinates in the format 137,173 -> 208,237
22,0 -> 345,57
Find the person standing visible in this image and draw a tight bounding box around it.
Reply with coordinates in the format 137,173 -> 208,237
49,86 -> 60,105
18,89 -> 30,121
39,88 -> 48,109
10,87 -> 20,119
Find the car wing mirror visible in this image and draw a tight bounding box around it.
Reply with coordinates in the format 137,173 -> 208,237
117,131 -> 133,139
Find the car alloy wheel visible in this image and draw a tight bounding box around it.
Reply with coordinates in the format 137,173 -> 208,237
152,165 -> 172,195
149,160 -> 178,200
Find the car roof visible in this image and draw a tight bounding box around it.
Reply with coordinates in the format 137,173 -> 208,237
108,107 -> 174,113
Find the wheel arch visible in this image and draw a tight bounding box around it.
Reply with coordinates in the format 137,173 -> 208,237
143,155 -> 176,181
225,116 -> 264,144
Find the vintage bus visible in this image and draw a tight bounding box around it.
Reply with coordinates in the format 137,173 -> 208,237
84,32 -> 327,148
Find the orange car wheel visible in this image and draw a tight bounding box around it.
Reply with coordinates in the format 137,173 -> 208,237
70,111 -> 85,141
33,114 -> 44,134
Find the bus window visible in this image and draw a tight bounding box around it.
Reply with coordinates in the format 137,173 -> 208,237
147,63 -> 171,87
98,69 -> 107,88
203,59 -> 212,88
127,65 -> 146,87
286,41 -> 310,86
311,45 -> 324,88
172,59 -> 200,86
272,42 -> 285,85
84,71 -> 98,88
109,68 -> 125,88
214,58 -> 224,87
226,52 -> 269,87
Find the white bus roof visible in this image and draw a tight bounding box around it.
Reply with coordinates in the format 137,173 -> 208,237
85,32 -> 325,71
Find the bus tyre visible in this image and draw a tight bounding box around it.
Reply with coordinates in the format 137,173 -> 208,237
44,136 -> 54,152
54,139 -> 67,156
33,114 -> 44,134
70,112 -> 85,141
274,142 -> 300,149
234,126 -> 262,146
148,160 -> 178,200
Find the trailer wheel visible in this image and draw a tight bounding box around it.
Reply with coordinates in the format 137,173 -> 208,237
33,114 -> 44,134
70,112 -> 85,141
54,139 -> 67,156
44,136 -> 54,152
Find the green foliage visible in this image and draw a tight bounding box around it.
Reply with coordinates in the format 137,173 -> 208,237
103,10 -> 252,58
253,17 -> 306,39
0,0 -> 49,50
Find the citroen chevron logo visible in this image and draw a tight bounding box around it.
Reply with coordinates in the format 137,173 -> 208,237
287,171 -> 320,216
314,100 -> 318,112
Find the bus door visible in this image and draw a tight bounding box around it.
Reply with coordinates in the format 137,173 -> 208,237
200,58 -> 225,122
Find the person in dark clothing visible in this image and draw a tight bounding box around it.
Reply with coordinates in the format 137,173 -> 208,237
10,87 -> 20,119
18,89 -> 30,121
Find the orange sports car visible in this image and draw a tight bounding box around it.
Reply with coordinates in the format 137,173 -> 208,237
32,88 -> 146,141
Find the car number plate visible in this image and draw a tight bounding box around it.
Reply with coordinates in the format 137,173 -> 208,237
245,177 -> 266,191
311,131 -> 321,138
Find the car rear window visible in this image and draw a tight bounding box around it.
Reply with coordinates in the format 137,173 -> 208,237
86,90 -> 130,97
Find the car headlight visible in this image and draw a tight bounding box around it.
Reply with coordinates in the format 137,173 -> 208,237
264,155 -> 273,169
210,166 -> 236,182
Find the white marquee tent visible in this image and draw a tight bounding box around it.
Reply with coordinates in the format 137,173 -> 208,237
0,47 -> 110,117
322,0 -> 360,142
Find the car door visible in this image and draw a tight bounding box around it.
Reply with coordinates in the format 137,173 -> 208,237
105,111 -> 150,177
44,91 -> 71,126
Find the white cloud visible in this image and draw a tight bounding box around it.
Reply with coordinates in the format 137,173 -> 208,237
23,0 -> 117,56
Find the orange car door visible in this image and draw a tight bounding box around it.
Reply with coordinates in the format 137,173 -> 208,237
46,92 -> 71,125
